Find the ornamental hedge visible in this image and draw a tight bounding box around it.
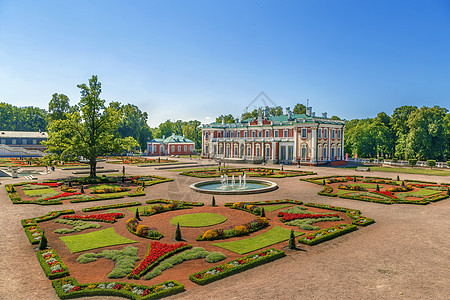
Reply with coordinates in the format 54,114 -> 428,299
52,277 -> 184,300
36,249 -> 70,279
189,248 -> 285,285
298,224 -> 358,246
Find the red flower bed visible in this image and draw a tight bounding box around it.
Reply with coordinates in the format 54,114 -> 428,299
43,192 -> 82,201
129,241 -> 189,278
278,212 -> 339,222
62,212 -> 124,223
31,182 -> 62,187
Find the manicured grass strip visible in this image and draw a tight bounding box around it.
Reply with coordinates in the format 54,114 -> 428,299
170,213 -> 227,227
212,226 -> 303,254
59,227 -> 138,253
366,166 -> 450,176
23,187 -> 55,197
335,189 -> 354,195
52,277 -> 184,300
262,204 -> 292,212
348,183 -> 378,189
400,189 -> 441,197
190,248 -> 285,285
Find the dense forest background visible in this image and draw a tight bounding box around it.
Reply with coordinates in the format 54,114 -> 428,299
0,100 -> 448,161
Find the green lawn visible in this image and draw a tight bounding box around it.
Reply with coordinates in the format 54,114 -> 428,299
90,184 -> 122,190
59,227 -> 138,253
262,204 -> 293,212
398,189 -> 441,198
170,213 -> 227,227
335,189 -> 354,195
212,226 -> 304,254
348,183 -> 378,189
23,188 -> 55,197
364,166 -> 450,176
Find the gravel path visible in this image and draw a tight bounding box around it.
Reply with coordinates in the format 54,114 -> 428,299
0,159 -> 449,300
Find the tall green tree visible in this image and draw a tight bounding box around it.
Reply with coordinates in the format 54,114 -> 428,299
216,114 -> 236,123
48,93 -> 73,123
44,75 -> 125,177
293,103 -> 306,114
117,103 -> 152,151
390,105 -> 418,159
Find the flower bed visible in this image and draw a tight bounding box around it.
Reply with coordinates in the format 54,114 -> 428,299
224,199 -> 303,207
338,184 -> 367,191
30,182 -> 63,187
278,212 -> 340,222
128,242 -> 191,279
141,199 -> 203,216
126,218 -> 164,240
43,192 -> 83,201
91,187 -> 131,194
37,249 -> 70,279
146,199 -> 204,206
82,202 -> 141,212
338,193 -> 394,204
196,217 -> 269,241
52,277 -> 184,300
189,248 -> 285,285
304,202 -> 374,227
372,191 -> 398,199
318,185 -> 337,197
24,225 -> 44,244
298,224 -> 358,245
62,212 -> 124,223
130,175 -> 174,186
228,202 -> 262,215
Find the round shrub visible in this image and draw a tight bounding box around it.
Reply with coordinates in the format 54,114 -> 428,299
205,252 -> 226,263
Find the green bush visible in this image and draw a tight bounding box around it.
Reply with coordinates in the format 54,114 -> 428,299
298,224 -> 358,245
447,161 -> 450,167
427,160 -> 436,168
37,249 -> 70,279
205,252 -> 226,263
409,159 -> 417,166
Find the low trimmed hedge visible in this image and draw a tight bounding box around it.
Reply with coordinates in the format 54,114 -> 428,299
298,224 -> 358,245
146,198 -> 204,206
189,248 -> 285,285
83,202 -> 142,212
318,185 -> 337,197
224,199 -> 303,207
52,277 -> 184,300
37,249 -> 70,279
24,225 -> 44,244
338,193 -> 394,204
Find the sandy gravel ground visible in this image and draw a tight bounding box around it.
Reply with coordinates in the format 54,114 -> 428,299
0,158 -> 449,300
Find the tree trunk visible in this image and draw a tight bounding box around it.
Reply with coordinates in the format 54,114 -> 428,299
90,158 -> 97,178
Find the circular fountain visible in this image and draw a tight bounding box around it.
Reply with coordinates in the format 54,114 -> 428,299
190,174 -> 278,195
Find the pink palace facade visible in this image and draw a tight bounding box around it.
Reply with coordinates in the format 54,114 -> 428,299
201,108 -> 345,165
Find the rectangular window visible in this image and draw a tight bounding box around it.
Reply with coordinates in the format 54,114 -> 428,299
283,130 -> 288,137
0,139 -> 5,144
318,129 -> 322,139
266,146 -> 270,157
178,146 -> 181,152
171,146 -> 175,152
22,139 -> 27,145
252,131 -> 255,137
12,139 -> 16,145
301,145 -> 307,158
258,131 -> 262,137
234,146 -> 238,155
184,145 -> 187,151
247,146 -> 251,156
33,139 -> 37,144
337,129 -> 341,139
324,129 -> 328,139
244,131 -> 247,137
237,131 -> 240,137
230,132 -> 233,138
332,129 -> 335,139
190,145 -> 193,151
301,128 -> 307,139
205,132 -> 208,139
265,130 -> 269,137
153,145 -> 156,152
274,131 -> 279,137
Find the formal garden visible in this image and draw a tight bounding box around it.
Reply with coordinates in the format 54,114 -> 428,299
20,197 -> 373,299
5,175 -> 173,205
180,167 -> 316,178
0,157 -> 88,168
302,175 -> 450,204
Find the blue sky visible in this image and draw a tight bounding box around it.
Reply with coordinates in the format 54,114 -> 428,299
0,0 -> 449,127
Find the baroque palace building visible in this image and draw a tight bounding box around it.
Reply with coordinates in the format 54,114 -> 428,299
201,107 -> 345,165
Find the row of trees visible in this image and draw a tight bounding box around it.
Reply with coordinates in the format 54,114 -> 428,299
344,105 -> 450,161
0,103 -> 47,132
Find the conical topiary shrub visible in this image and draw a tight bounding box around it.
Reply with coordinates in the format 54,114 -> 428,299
68,181 -> 72,187
260,207 -> 265,218
447,188 -> 450,196
353,176 -> 357,182
175,223 -> 182,241
288,229 -> 296,250
80,185 -> 84,193
135,208 -> 141,221
212,196 -> 216,207
397,175 -> 400,181
39,234 -> 48,251
142,180 -> 145,187
402,181 -> 405,187
322,180 -> 326,186
376,184 -> 380,192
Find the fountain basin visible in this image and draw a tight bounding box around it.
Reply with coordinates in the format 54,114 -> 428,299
190,179 -> 278,195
